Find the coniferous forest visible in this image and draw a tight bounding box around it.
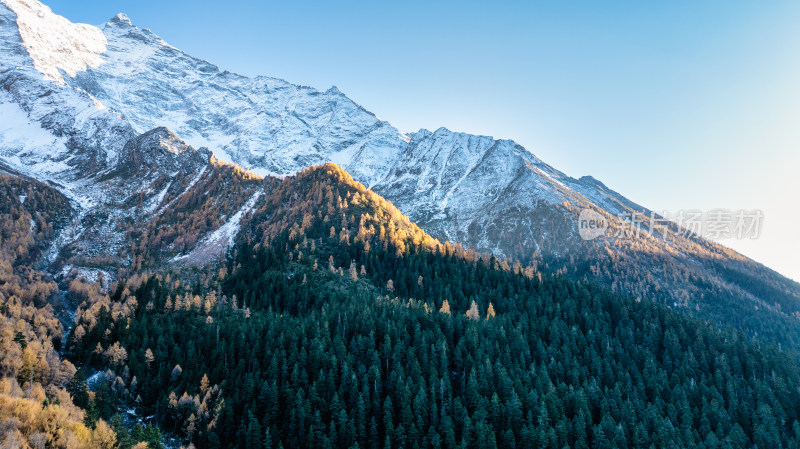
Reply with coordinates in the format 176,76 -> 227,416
5,1 -> 800,447
54,165 -> 800,449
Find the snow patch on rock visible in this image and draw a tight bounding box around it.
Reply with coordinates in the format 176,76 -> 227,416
0,91 -> 66,157
171,190 -> 263,266
1,0 -> 106,82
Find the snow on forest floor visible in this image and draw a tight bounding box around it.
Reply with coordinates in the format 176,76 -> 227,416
170,190 -> 263,267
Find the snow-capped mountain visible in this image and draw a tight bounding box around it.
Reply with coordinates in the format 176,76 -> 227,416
0,0 -> 132,202
70,12 -> 408,187
0,0 -> 214,273
2,0 -> 800,346
51,3 -> 637,245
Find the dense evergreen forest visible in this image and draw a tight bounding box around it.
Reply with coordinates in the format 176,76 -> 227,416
63,165 -> 800,449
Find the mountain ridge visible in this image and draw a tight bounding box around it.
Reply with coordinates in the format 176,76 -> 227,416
5,2 -> 800,448
62,162 -> 800,449
1,0 -> 800,348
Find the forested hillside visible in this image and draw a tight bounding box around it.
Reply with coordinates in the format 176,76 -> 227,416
63,165 -> 800,449
2,2 -> 800,448
0,174 -> 146,448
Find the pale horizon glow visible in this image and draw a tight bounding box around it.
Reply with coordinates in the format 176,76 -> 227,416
46,0 -> 800,281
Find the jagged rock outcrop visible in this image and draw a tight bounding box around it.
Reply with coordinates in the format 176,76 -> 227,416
113,127 -> 210,178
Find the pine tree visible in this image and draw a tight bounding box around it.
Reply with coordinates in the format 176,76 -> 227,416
246,411 -> 263,449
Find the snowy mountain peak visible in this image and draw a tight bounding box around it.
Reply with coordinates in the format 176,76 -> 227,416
102,10 -> 170,51
326,85 -> 343,95
110,12 -> 132,26
1,0 -> 106,82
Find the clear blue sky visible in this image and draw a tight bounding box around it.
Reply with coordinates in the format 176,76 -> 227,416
48,0 -> 800,281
